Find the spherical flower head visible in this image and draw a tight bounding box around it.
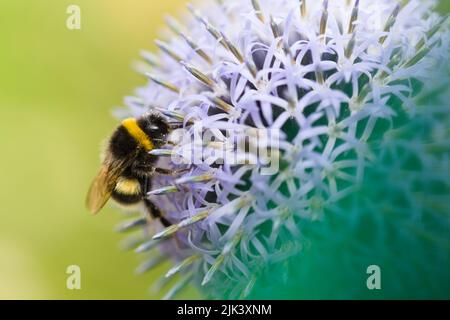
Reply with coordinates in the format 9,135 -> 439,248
114,0 -> 450,299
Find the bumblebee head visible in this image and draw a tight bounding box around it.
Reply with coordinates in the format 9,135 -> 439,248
138,113 -> 171,147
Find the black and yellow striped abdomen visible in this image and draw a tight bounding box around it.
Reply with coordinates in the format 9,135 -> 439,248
111,176 -> 142,205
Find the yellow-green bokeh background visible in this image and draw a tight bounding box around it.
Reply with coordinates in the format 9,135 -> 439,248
0,0 -> 448,300
0,0 -> 195,299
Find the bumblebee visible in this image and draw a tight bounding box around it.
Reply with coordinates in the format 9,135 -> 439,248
86,112 -> 180,226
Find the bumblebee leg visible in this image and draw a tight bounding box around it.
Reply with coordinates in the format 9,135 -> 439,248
142,175 -> 149,194
145,198 -> 182,249
153,167 -> 189,176
168,122 -> 184,130
143,198 -> 171,227
140,176 -> 171,227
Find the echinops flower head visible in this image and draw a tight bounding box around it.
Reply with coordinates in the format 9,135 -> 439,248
113,0 -> 449,299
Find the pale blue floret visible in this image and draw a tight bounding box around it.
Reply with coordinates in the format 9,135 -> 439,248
113,0 -> 449,298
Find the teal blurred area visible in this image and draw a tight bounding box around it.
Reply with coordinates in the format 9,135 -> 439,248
438,1 -> 450,12
249,2 -> 450,298
249,61 -> 450,298
241,1 -> 449,300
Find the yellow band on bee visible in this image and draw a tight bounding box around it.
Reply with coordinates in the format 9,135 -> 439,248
115,177 -> 141,195
122,118 -> 154,151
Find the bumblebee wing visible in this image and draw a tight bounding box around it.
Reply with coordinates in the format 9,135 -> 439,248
86,152 -> 136,214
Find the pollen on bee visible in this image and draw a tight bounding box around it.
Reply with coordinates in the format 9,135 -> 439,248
115,177 -> 141,195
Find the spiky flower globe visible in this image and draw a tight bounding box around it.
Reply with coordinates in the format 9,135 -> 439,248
113,0 -> 450,299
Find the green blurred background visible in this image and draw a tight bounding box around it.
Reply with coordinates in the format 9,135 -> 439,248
0,0 -> 195,299
0,0 -> 448,300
